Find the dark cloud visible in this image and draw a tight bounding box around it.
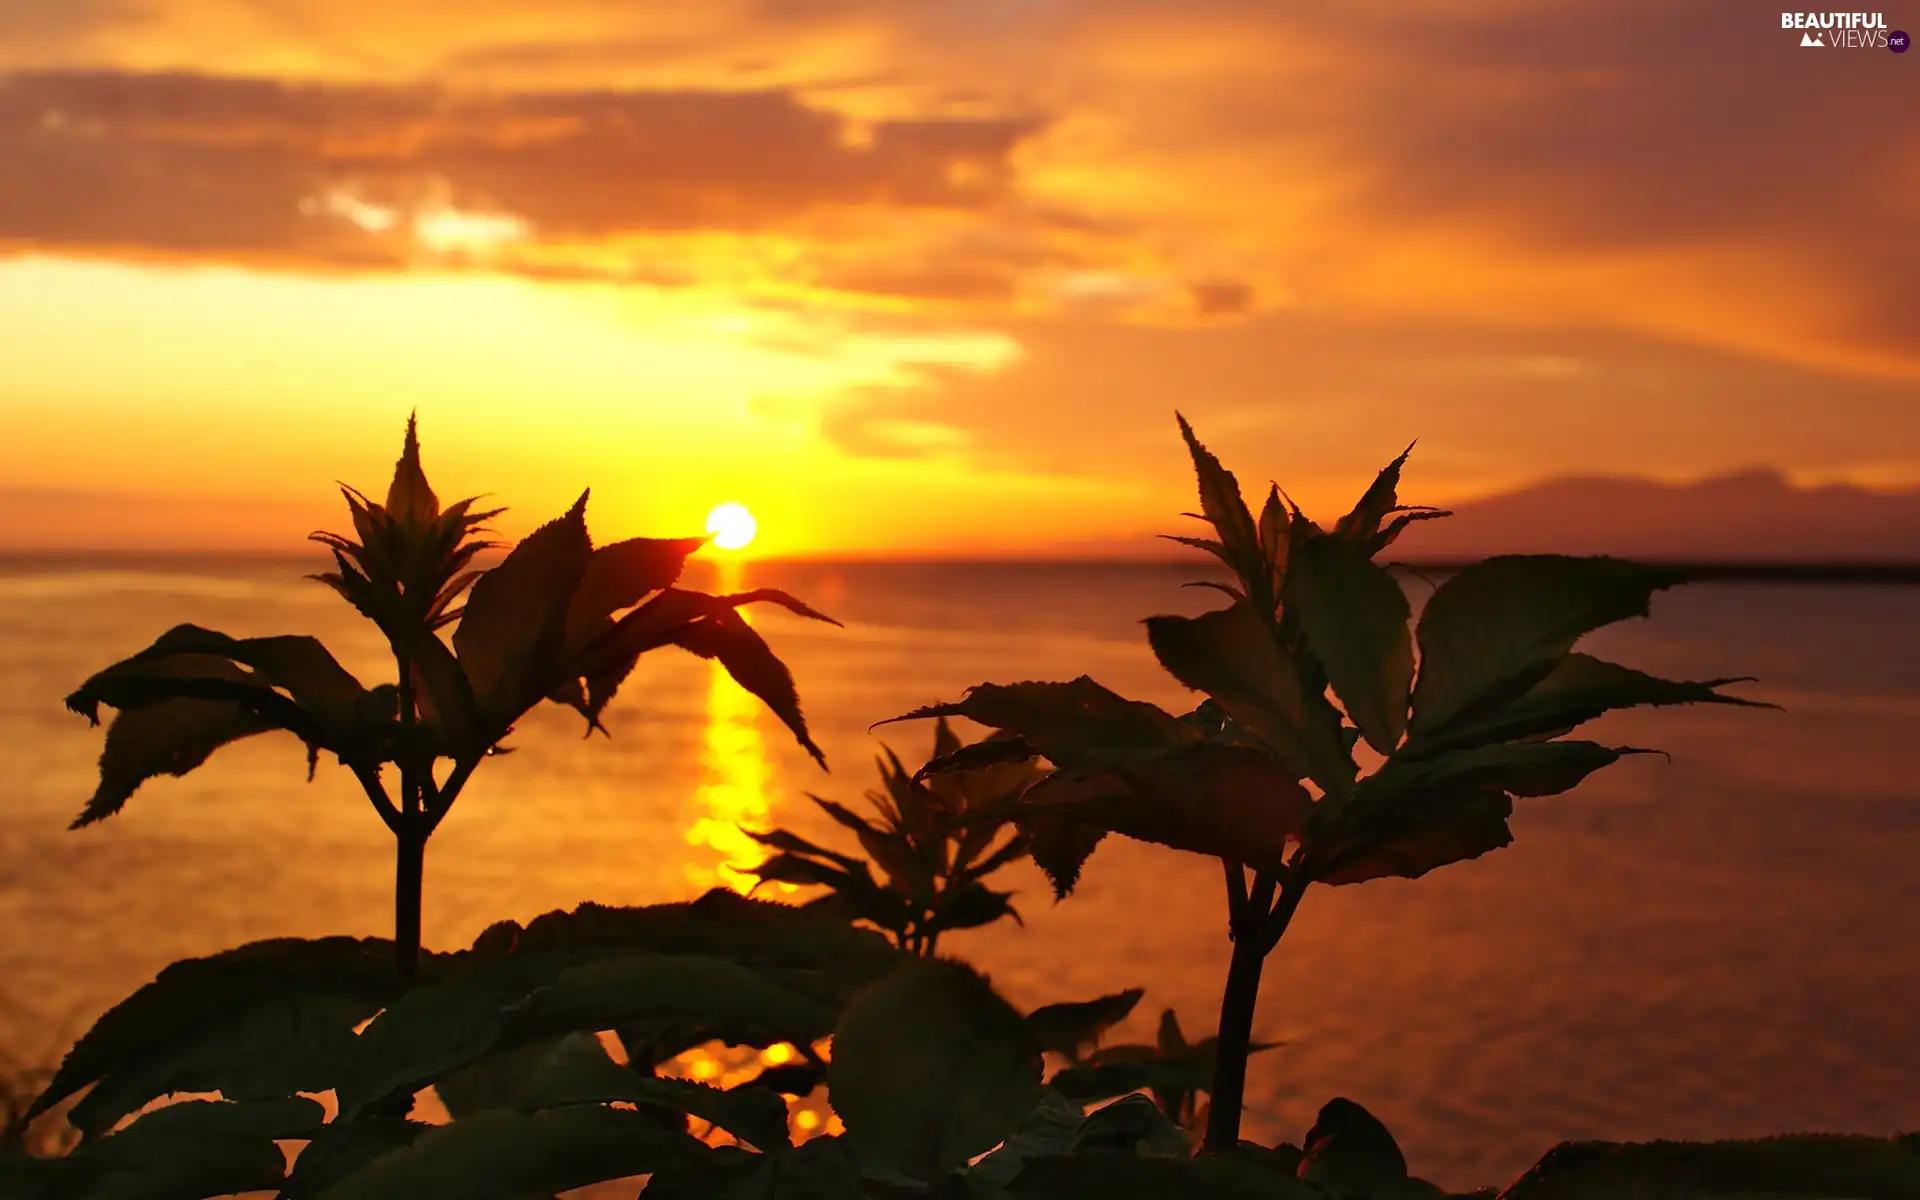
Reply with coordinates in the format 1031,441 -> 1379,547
0,69 -> 1042,267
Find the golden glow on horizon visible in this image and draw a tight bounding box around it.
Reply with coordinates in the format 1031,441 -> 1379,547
704,503 -> 758,551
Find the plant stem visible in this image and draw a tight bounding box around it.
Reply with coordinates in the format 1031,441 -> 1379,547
393,820 -> 425,982
1203,869 -> 1308,1153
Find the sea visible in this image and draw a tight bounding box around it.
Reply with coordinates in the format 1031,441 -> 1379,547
0,555 -> 1915,1190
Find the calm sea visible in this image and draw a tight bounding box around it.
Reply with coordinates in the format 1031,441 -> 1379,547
0,556 -> 1916,1189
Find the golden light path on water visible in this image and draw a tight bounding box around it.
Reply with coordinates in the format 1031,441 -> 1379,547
665,556 -> 840,1144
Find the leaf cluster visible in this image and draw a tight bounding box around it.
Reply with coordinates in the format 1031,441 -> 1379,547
745,718 -> 1043,953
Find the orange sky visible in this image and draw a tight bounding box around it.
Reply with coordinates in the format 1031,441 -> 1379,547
2,1 -> 1916,555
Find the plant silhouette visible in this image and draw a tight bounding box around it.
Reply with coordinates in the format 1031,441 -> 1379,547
63,415 -> 840,977
743,717 -> 1040,954
884,412 -> 1768,1151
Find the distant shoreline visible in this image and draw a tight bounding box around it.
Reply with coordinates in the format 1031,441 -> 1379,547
4,549 -> 1920,584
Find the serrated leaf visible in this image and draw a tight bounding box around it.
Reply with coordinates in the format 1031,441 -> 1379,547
315,1103 -> 706,1200
1307,787 -> 1514,887
563,536 -> 708,649
1408,652 -> 1767,755
70,696 -> 279,828
58,1097 -> 323,1200
454,492 -> 593,732
674,608 -> 827,767
828,958 -> 1042,1182
882,677 -> 1195,773
1071,1093 -> 1191,1157
1016,743 -> 1310,874
520,1033 -> 793,1151
384,412 -> 439,525
281,1117 -> 433,1200
1287,533 -> 1413,755
1024,818 -> 1108,899
1025,988 -> 1144,1060
1144,604 -> 1353,798
1410,556 -> 1689,737
25,937 -> 400,1133
1334,444 -> 1416,544
965,1091 -> 1088,1188
1175,413 -> 1260,582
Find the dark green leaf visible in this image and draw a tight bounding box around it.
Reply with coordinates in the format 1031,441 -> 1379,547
520,1033 -> 793,1151
1287,533 -> 1413,754
314,1103 -> 707,1200
1307,787 -> 1514,887
644,1136 -> 867,1200
1297,1097 -> 1409,1197
1408,652 -> 1767,755
1071,1093 -> 1190,1157
1023,818 -> 1108,900
674,608 -> 827,767
384,412 -> 439,524
882,677 -> 1195,773
1333,444 -> 1415,544
1409,556 -> 1689,737
26,937 -> 399,1133
70,696 -> 278,828
1025,989 -> 1145,1060
1175,413 -> 1260,583
60,1097 -> 322,1200
1145,604 -> 1353,798
282,1117 -> 433,1200
739,1061 -> 824,1097
926,883 -> 1020,935
454,492 -> 593,732
1015,743 -> 1311,873
965,1091 -> 1088,1189
828,958 -> 1042,1182
563,536 -> 708,649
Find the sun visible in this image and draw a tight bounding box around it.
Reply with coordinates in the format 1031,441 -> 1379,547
704,502 -> 758,551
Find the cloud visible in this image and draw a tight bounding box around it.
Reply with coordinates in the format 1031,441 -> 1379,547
0,69 -> 1048,292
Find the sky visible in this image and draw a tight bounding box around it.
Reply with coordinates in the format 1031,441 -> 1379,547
1,0 -> 1916,555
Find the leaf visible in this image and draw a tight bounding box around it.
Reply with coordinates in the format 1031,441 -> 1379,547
965,1091 -> 1088,1188
1071,1093 -> 1190,1157
1175,413 -> 1260,582
1407,653 -> 1767,755
1256,485 -> 1291,603
282,1118 -> 433,1200
738,1061 -> 823,1097
1409,556 -> 1689,737
1024,819 -> 1108,900
1333,444 -> 1416,544
70,697 -> 279,828
1144,603 -> 1353,798
673,609 -> 826,767
926,882 -> 1020,935
520,1033 -> 793,1151
563,536 -> 708,649
1025,989 -> 1145,1060
644,1136 -> 867,1200
384,412 -> 439,525
1017,744 -> 1311,873
57,1097 -> 323,1200
1499,1132 -> 1920,1198
914,734 -> 1044,782
1287,534 -> 1413,755
1366,508 -> 1451,557
1005,1151 -> 1207,1199
1307,787 -> 1514,887
1297,1097 -> 1409,1197
338,953 -> 833,1119
25,937 -> 400,1135
314,1103 -> 707,1200
882,677 -> 1195,772
454,492 -> 594,733
828,958 -> 1042,1182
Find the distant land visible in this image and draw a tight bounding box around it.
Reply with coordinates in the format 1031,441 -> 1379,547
1009,470 -> 1920,569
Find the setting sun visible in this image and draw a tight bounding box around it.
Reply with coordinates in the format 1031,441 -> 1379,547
704,502 -> 758,551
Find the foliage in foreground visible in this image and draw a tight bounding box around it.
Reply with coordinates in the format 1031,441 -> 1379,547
6,907 -> 1918,1199
744,717 -> 1043,955
62,416 -> 838,976
886,414 -> 1767,1148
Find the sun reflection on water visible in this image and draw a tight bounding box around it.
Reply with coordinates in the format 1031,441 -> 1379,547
682,559 -> 792,896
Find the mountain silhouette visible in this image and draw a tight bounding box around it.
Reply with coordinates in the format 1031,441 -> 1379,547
1395,470 -> 1920,562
